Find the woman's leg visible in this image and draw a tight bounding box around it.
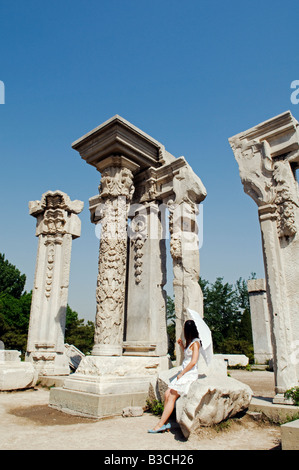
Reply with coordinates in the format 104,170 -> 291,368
164,388 -> 171,403
153,389 -> 180,430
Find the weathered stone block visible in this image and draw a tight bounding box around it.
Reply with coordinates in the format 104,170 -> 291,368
176,376 -> 252,438
217,354 -> 249,367
281,419 -> 299,450
122,406 -> 144,417
0,362 -> 38,391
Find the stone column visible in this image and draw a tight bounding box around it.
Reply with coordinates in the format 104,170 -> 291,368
91,158 -> 139,356
167,161 -> 207,364
124,201 -> 168,357
247,278 -> 273,365
258,203 -> 296,396
26,190 -> 84,376
229,111 -> 299,402
170,201 -> 204,363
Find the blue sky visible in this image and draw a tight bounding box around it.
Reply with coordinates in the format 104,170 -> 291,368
0,0 -> 298,321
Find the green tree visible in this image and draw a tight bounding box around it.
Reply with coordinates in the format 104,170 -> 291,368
0,253 -> 95,356
234,275 -> 255,345
0,291 -> 32,353
166,295 -> 176,360
199,276 -> 254,361
0,253 -> 26,299
199,277 -> 241,350
65,305 -> 94,355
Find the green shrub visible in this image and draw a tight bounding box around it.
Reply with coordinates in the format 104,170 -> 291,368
146,399 -> 164,416
284,386 -> 299,406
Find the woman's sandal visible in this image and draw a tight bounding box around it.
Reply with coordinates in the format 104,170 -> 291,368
147,423 -> 171,433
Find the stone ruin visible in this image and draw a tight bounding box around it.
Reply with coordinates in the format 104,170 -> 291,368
26,190 -> 84,376
1,112 -> 298,435
229,110 -> 299,404
0,190 -> 84,390
49,115 -> 211,417
46,116 -> 252,430
73,116 -> 207,364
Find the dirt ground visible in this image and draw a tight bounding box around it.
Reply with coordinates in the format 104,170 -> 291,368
0,370 -> 282,451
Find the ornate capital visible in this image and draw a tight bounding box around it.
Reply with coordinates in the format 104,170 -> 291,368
29,190 -> 84,216
29,190 -> 84,239
99,166 -> 135,201
232,141 -> 299,237
230,138 -> 275,206
230,112 -> 299,238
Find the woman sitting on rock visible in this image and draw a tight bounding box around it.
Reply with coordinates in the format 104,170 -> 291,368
148,320 -> 200,433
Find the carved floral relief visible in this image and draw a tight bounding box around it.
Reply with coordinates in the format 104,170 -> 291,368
94,165 -> 135,349
231,138 -> 299,238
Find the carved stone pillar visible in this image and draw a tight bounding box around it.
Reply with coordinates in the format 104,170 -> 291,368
26,191 -> 84,376
258,203 -> 296,396
124,201 -> 168,357
229,111 -> 299,402
91,158 -> 139,356
169,201 -> 204,364
167,160 -> 206,364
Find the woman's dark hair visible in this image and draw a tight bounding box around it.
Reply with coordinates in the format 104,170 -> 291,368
184,320 -> 199,349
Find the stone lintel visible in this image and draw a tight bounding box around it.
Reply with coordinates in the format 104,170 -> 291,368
72,115 -> 166,171
133,156 -> 207,205
134,156 -> 186,185
229,110 -> 299,161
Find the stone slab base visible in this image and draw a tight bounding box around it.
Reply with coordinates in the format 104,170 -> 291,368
249,397 -> 299,423
281,419 -> 299,450
49,387 -> 148,418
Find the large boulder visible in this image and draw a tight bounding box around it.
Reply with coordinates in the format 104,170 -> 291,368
148,355 -> 252,439
176,375 -> 253,438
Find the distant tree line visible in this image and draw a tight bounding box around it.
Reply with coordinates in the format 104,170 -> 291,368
0,253 -> 254,362
0,253 -> 94,356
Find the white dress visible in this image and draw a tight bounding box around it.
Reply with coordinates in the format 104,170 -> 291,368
169,338 -> 200,397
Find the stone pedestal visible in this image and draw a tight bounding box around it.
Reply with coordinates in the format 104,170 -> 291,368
49,355 -> 170,417
247,279 -> 273,365
26,190 -> 84,376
